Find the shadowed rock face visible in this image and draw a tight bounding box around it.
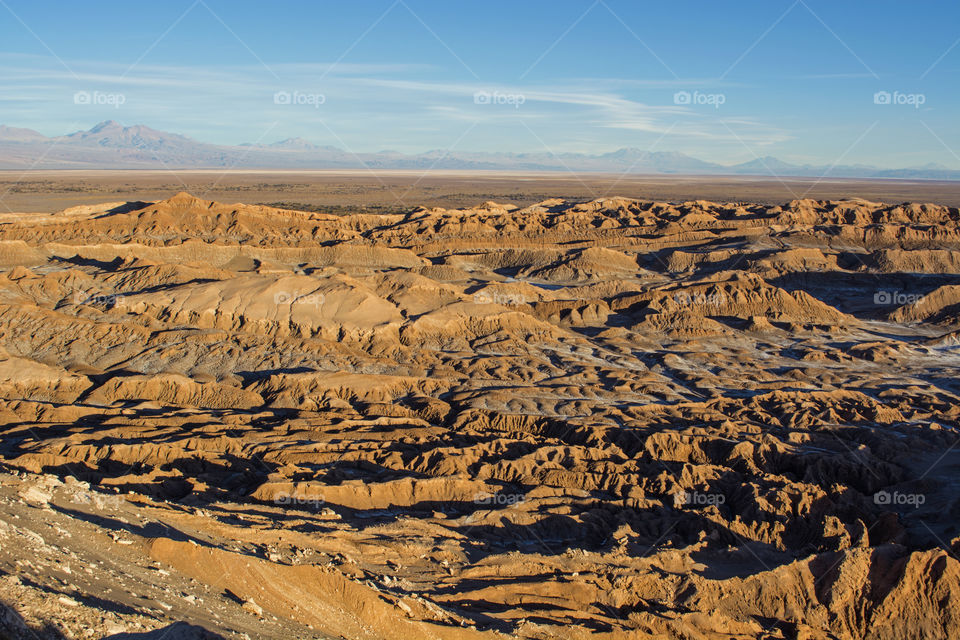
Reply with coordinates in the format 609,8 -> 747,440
0,192 -> 959,639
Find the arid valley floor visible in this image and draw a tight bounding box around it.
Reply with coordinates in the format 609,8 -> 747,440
0,174 -> 959,639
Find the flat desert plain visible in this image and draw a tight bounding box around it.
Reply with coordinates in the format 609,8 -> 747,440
4,170 -> 960,211
0,173 -> 958,639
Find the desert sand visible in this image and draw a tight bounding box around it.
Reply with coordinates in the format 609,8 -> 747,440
4,170 -> 960,212
0,190 -> 958,639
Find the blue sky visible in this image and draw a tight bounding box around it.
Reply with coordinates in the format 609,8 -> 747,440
1,0 -> 958,167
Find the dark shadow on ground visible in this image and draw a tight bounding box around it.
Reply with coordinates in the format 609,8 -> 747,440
103,621 -> 226,639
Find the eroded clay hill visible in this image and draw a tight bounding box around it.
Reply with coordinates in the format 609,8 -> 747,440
0,192 -> 959,639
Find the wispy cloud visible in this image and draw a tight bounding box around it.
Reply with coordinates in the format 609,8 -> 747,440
0,52 -> 791,154
0,50 -> 953,168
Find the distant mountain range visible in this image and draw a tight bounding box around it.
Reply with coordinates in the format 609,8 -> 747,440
1,121 -> 958,180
